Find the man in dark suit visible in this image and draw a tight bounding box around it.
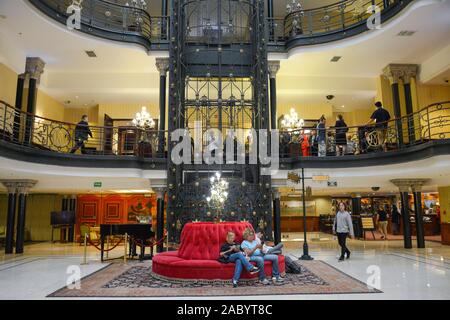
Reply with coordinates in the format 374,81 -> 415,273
70,115 -> 93,154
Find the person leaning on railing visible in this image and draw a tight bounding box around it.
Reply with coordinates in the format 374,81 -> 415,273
70,115 -> 93,154
366,101 -> 391,152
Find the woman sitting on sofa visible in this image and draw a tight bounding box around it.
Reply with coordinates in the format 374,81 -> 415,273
219,231 -> 260,288
241,228 -> 284,285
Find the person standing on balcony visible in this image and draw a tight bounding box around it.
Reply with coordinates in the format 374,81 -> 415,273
366,101 -> 391,152
333,202 -> 354,261
334,114 -> 349,156
70,115 -> 93,154
317,115 -> 327,157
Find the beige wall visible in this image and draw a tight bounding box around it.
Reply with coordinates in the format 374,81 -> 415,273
0,63 -> 18,106
36,90 -> 65,122
0,194 -> 63,242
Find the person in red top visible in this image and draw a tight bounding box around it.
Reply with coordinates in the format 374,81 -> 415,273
301,134 -> 310,157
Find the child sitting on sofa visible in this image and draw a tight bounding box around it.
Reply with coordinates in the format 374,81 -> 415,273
255,231 -> 284,255
218,231 -> 260,288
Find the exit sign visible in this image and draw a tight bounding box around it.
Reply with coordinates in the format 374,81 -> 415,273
94,182 -> 102,188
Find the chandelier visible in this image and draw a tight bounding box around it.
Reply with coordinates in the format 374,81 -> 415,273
206,172 -> 229,208
132,106 -> 155,129
281,108 -> 305,130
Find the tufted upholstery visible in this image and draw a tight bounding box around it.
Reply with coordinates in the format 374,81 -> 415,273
178,222 -> 252,260
152,222 -> 285,280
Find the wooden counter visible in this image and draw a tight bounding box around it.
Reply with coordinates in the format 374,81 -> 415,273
280,216 -> 319,232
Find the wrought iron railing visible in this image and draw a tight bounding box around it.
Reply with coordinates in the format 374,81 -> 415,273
0,101 -> 168,158
279,101 -> 450,158
1,100 -> 449,160
30,0 -> 412,52
268,0 -> 410,47
29,0 -> 170,49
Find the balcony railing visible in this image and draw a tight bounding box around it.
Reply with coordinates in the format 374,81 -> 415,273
278,101 -> 450,158
29,0 -> 413,52
1,100 -> 449,163
0,101 -> 168,159
29,0 -> 170,50
268,0 -> 413,50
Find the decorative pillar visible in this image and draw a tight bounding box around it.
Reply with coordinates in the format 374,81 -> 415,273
161,0 -> 168,39
402,65 -> 419,144
411,179 -> 429,249
267,0 -> 274,40
68,195 -> 77,242
272,188 -> 281,245
391,179 -> 413,249
154,187 -> 166,253
1,182 -> 18,254
383,64 -> 404,147
156,58 -> 170,156
13,180 -> 37,254
268,61 -> 280,130
351,194 -> 362,215
23,58 -> 45,145
13,74 -> 25,142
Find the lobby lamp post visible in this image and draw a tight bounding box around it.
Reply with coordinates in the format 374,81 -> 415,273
299,168 -> 313,260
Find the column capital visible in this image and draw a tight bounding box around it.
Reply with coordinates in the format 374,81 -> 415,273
25,57 -> 45,83
153,187 -> 166,199
390,179 -> 411,192
268,60 -> 280,79
409,179 -> 430,192
383,64 -> 419,85
272,187 -> 280,199
155,57 -> 170,76
1,179 -> 37,194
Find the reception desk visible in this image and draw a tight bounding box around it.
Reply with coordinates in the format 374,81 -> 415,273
280,216 -> 319,232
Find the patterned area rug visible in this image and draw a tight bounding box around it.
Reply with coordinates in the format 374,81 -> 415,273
48,260 -> 381,297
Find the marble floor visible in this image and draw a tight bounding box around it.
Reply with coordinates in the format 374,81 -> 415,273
0,233 -> 449,300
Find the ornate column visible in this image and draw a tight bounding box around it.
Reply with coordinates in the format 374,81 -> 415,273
411,179 -> 429,249
23,58 -> 45,145
156,58 -> 170,156
154,187 -> 166,253
13,74 -> 26,142
0,181 -> 18,254
268,61 -> 280,130
402,65 -> 419,144
13,180 -> 37,254
161,0 -> 168,39
272,188 -> 281,245
383,64 -> 404,147
391,179 -> 412,249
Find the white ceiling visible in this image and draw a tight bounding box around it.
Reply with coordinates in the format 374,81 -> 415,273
0,0 -> 449,111
1,153 -> 449,194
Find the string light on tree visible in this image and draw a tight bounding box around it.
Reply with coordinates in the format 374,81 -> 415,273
206,172 -> 229,220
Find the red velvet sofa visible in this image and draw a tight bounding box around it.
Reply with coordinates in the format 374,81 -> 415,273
152,222 -> 285,280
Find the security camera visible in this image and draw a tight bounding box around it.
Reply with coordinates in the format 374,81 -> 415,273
445,79 -> 449,83
326,95 -> 335,100
371,187 -> 380,192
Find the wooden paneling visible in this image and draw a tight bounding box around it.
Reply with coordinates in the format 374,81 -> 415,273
442,223 -> 450,245
280,216 -> 319,232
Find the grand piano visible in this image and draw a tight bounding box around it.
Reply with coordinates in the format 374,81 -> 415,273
100,224 -> 155,262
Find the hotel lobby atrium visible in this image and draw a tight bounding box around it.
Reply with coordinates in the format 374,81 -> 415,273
0,0 -> 449,303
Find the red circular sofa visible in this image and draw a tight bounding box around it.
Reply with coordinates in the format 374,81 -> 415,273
152,222 -> 285,280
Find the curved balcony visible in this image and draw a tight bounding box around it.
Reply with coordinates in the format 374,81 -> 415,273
1,100 -> 449,169
28,0 -> 414,53
28,0 -> 170,51
268,0 -> 414,51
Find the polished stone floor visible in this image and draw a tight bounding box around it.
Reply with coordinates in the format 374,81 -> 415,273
0,233 -> 449,300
